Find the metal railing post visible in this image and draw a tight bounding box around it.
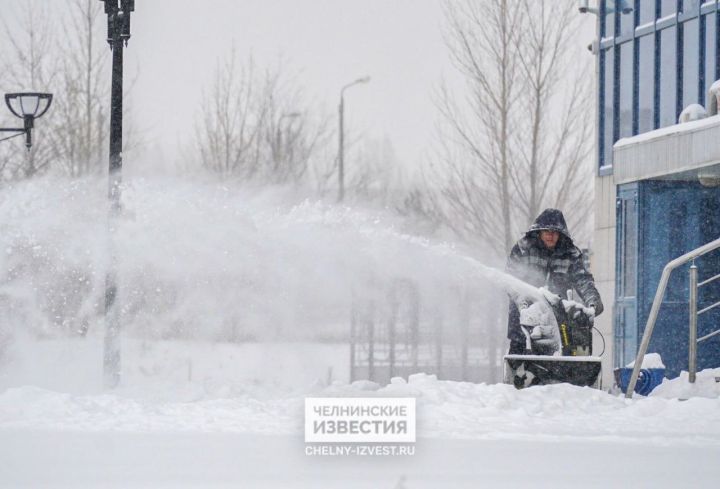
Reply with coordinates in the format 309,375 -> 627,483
689,262 -> 698,383
625,268 -> 670,398
625,237 -> 720,398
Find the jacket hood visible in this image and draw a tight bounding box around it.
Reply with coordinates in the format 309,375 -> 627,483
526,208 -> 572,242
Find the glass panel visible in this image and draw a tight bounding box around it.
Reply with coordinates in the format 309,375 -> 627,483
603,48 -> 615,167
623,305 -> 637,367
19,95 -> 39,116
660,27 -> 678,126
621,197 -> 638,297
666,198 -> 688,302
681,0 -> 701,13
683,18 -> 700,105
640,0 -> 657,25
620,42 -> 634,136
7,97 -> 22,117
705,13 -> 718,98
639,36 -> 655,132
662,0 -> 678,17
699,189 -> 720,304
620,3 -> 635,36
603,0 -> 616,38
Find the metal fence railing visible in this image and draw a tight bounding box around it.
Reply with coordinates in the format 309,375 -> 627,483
626,237 -> 720,398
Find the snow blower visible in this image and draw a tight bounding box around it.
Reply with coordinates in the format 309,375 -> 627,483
503,290 -> 602,389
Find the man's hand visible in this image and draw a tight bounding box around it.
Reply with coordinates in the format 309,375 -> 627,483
584,306 -> 596,320
564,302 -> 595,327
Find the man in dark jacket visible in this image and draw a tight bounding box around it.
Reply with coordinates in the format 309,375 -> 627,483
506,208 -> 603,355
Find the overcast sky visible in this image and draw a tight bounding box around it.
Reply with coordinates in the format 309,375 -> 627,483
129,0 -> 456,171
2,0 -> 596,174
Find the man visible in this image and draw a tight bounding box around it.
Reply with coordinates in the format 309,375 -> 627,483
506,208 -> 603,355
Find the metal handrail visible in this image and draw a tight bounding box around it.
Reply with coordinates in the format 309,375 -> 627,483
625,237 -> 720,398
698,328 -> 720,343
698,300 -> 720,315
698,272 -> 720,287
696,272 -> 720,345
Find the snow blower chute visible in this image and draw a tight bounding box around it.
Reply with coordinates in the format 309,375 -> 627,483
503,290 -> 602,389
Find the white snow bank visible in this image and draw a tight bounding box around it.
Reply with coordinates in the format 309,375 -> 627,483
651,368 -> 720,399
0,336 -> 348,400
2,369 -> 720,445
626,352 -> 666,369
679,103 -> 707,123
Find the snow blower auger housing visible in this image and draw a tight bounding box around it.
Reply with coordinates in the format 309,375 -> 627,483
503,291 -> 602,389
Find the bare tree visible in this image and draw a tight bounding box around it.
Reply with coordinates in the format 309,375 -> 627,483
262,81 -> 330,184
0,0 -> 137,179
432,0 -> 523,256
196,50 -> 329,185
512,0 -> 593,244
196,52 -> 266,179
345,136 -> 404,207
425,0 -> 593,256
0,0 -> 57,179
51,0 -> 110,177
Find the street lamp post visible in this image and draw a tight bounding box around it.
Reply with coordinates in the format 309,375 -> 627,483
99,0 -> 134,388
338,76 -> 370,203
0,92 -> 53,149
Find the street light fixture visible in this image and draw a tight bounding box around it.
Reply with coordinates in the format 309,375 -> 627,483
338,76 -> 370,203
0,92 -> 53,149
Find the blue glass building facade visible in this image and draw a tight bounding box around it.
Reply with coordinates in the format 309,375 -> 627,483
599,0 -> 719,172
597,0 -> 720,377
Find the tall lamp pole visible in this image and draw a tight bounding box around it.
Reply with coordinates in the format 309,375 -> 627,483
100,0 -> 134,388
338,76 -> 370,203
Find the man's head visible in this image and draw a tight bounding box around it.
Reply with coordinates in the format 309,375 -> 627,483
539,230 -> 560,250
526,209 -> 571,249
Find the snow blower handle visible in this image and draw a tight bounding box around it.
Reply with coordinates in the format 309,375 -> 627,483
563,300 -> 595,327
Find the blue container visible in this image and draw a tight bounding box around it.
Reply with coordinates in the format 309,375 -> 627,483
616,368 -> 666,396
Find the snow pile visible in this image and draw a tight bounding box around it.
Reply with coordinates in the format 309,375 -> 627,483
651,368 -> 720,399
626,352 -> 666,369
0,337 -> 719,444
1,339 -> 719,487
1,369 -> 720,445
678,103 -> 707,123
0,336 -> 348,399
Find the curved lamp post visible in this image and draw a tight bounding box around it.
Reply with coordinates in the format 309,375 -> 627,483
338,76 -> 370,202
0,92 -> 53,149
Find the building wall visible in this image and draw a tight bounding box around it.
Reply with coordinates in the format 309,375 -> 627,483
597,1 -> 719,172
594,0 -> 720,388
593,174 -> 616,387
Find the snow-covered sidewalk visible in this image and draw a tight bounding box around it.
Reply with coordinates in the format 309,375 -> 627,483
2,372 -> 720,488
1,338 -> 719,488
2,373 -> 720,444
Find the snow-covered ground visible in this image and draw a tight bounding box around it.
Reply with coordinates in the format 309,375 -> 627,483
1,338 -> 719,488
1,178 -> 719,487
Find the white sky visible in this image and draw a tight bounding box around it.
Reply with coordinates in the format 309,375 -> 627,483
128,0 -> 455,170
1,0 -> 596,172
